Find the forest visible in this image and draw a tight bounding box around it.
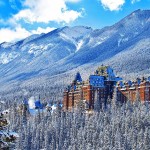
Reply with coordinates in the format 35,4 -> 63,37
1,89 -> 150,150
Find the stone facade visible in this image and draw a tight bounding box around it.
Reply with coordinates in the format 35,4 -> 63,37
63,66 -> 150,111
117,78 -> 150,103
63,65 -> 121,110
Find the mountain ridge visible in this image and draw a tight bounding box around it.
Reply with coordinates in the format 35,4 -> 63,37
0,9 -> 150,92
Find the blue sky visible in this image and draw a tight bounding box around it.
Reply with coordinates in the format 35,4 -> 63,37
0,0 -> 150,43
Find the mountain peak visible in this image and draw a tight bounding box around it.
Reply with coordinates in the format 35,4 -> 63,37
57,26 -> 93,41
131,9 -> 150,14
113,9 -> 150,30
59,26 -> 92,34
0,42 -> 13,48
129,9 -> 150,20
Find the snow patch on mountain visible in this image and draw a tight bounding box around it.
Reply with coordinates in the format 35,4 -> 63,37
92,36 -> 110,47
76,40 -> 84,51
28,44 -> 51,56
118,37 -> 129,47
0,52 -> 19,64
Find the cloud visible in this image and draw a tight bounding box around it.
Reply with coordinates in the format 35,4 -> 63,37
100,0 -> 125,11
31,27 -> 56,34
0,26 -> 31,43
0,26 -> 55,43
0,0 -> 83,43
14,0 -> 83,24
9,0 -> 16,9
131,0 -> 141,4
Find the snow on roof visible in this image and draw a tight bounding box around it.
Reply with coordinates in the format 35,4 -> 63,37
120,88 -> 126,91
129,87 -> 136,90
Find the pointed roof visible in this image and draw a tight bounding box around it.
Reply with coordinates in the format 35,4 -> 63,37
35,100 -> 43,109
74,72 -> 82,83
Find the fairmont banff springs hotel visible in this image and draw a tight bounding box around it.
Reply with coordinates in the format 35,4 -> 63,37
63,65 -> 150,110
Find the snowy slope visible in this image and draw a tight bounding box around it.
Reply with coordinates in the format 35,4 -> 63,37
62,9 -> 150,66
0,9 -> 150,91
0,26 -> 92,83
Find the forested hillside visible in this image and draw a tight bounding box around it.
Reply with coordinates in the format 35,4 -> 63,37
2,97 -> 149,150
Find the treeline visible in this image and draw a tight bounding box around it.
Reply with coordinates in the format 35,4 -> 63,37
6,98 -> 150,150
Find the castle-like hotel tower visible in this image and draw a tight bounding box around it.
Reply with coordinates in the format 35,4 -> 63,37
63,65 -> 150,111
63,65 -> 122,110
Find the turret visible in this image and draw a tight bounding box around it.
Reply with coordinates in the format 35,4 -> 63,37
73,72 -> 82,83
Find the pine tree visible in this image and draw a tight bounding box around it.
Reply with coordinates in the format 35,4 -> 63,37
143,128 -> 150,150
0,106 -> 18,149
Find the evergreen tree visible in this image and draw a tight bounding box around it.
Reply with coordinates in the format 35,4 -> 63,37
0,108 -> 18,149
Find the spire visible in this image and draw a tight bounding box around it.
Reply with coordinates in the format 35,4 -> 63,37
74,72 -> 82,83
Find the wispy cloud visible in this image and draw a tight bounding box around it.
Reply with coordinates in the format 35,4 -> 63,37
131,0 -> 141,4
9,0 -> 17,9
100,0 -> 125,11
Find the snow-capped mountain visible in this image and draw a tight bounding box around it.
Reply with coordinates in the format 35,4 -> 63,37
0,9 -> 150,91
